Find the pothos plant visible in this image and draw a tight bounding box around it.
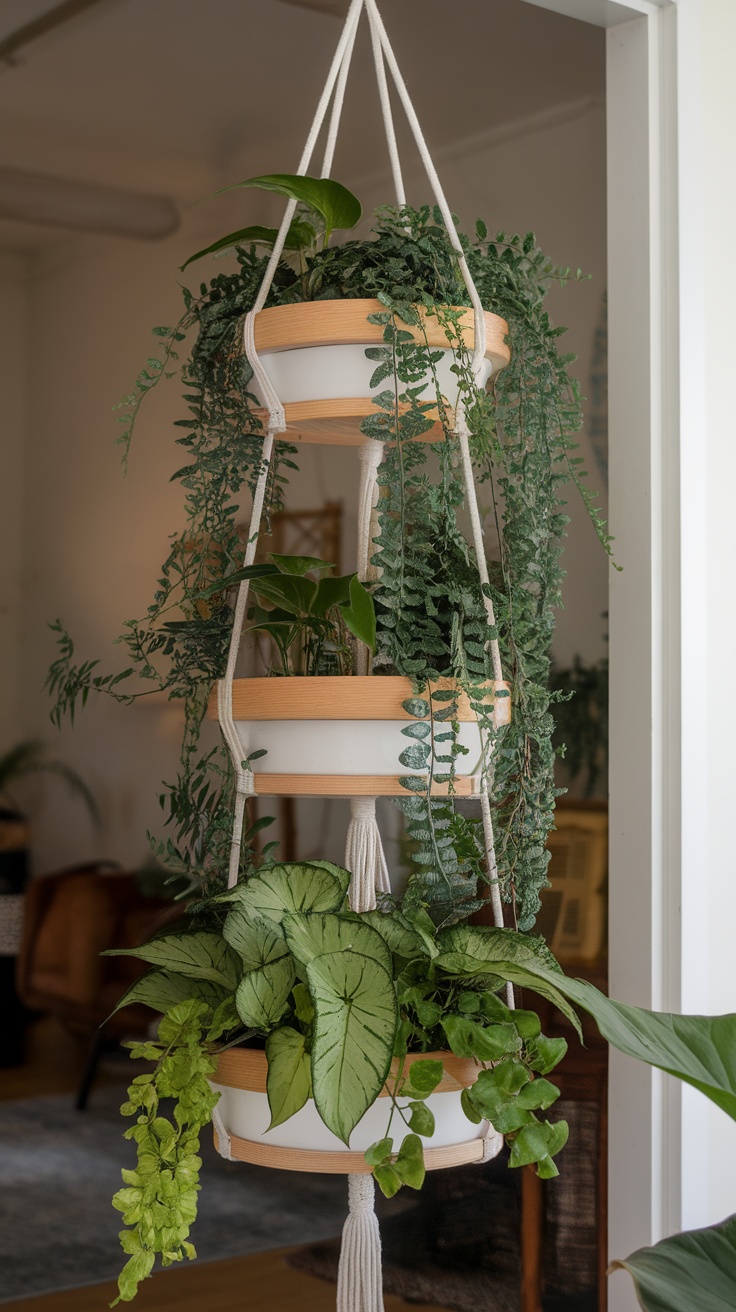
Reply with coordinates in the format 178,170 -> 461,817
44,173 -> 736,1311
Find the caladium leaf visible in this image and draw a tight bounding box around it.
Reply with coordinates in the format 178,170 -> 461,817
109,968 -> 226,1019
180,218 -> 315,270
226,863 -> 345,926
343,909 -> 425,961
215,174 -> 362,239
235,956 -> 295,1030
222,907 -> 288,971
105,932 -> 239,990
610,1215 -> 736,1311
283,912 -> 393,977
308,950 -> 397,1144
265,1026 -> 312,1129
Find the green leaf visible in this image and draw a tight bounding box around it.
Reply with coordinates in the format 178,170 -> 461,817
339,576 -> 376,650
265,1026 -> 312,1128
343,910 -> 425,960
216,174 -> 362,238
394,1133 -> 426,1189
403,1058 -> 444,1096
105,932 -> 239,990
109,969 -> 226,1019
179,219 -> 314,270
364,1136 -> 393,1167
374,1162 -> 402,1198
407,1101 -> 435,1137
307,950 -> 398,1144
251,573 -> 317,615
269,553 -> 335,576
222,907 -> 288,971
441,1015 -> 521,1061
611,1215 -> 736,1312
228,863 -> 345,926
312,573 -> 353,616
235,956 -> 296,1030
283,912 -> 393,977
508,1118 -> 569,1175
560,977 -> 736,1122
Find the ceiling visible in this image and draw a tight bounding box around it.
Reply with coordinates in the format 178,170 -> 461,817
0,0 -> 604,250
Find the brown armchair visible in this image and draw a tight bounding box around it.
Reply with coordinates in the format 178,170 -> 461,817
16,865 -> 183,1107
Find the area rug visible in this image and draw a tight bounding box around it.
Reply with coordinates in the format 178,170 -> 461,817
0,1084 -> 354,1303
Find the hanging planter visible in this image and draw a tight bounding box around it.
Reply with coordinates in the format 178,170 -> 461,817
210,1047 -> 500,1170
45,0 -> 631,1303
250,298 -> 510,444
208,675 -> 511,796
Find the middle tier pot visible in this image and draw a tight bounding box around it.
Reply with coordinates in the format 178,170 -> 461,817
208,676 -> 510,797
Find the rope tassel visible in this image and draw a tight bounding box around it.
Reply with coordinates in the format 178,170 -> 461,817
337,1174 -> 385,1312
345,796 -> 390,911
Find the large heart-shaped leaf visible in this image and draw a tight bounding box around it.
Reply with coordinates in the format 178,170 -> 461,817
339,575 -> 376,650
283,912 -> 393,976
109,968 -> 227,1019
180,218 -> 315,270
611,1215 -> 736,1311
228,863 -> 346,926
312,574 -> 354,617
265,1026 -> 312,1129
308,950 -> 398,1144
105,932 -> 239,990
217,174 -> 362,239
223,907 -> 288,971
235,956 -> 295,1030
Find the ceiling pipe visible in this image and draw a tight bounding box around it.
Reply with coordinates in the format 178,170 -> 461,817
0,166 -> 180,239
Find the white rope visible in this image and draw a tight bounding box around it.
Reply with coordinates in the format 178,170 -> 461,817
345,796 -> 391,912
355,437 -> 384,675
211,1097 -> 234,1162
337,1174 -> 385,1312
365,3 -> 405,207
479,1124 -> 505,1162
321,2 -> 361,180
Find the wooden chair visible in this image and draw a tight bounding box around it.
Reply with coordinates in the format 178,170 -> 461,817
16,865 -> 181,1108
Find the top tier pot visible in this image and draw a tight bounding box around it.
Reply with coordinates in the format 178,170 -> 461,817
251,298 -> 510,445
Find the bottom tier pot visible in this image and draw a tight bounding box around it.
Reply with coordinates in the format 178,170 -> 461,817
210,1047 -> 502,1174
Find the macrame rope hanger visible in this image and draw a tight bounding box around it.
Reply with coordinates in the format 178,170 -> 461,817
215,8 -> 509,1306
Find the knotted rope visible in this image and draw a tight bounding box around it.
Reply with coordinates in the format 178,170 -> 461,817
337,1175 -> 384,1312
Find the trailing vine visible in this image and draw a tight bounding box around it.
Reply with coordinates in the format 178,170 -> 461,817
46,198 -> 606,927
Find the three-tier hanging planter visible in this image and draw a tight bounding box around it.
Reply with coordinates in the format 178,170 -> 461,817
45,0 -> 622,1305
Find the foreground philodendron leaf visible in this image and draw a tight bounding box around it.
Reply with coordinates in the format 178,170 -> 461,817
265,1026 -> 312,1129
215,174 -> 362,239
227,863 -> 345,926
611,1215 -> 736,1311
105,932 -> 239,990
235,956 -> 295,1030
339,575 -> 376,650
496,963 -> 736,1124
283,912 -> 393,976
308,950 -> 398,1145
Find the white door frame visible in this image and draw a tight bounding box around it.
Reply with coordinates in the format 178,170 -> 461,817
525,2 -> 735,1310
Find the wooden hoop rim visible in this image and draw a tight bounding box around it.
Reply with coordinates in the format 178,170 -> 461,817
242,773 -> 480,797
208,677 -> 511,725
213,1047 -> 480,1095
213,1128 -> 486,1175
252,299 -> 510,375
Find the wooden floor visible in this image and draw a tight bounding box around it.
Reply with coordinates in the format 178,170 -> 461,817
1,1247 -> 453,1312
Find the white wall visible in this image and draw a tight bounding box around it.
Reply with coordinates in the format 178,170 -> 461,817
6,95 -> 607,874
